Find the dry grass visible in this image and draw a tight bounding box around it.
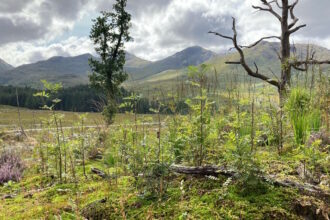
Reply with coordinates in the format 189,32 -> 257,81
0,105 -> 161,131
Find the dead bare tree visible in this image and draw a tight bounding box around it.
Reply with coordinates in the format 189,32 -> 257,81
15,88 -> 26,137
209,0 -> 330,150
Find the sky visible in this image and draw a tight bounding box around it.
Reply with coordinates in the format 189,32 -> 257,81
0,0 -> 330,67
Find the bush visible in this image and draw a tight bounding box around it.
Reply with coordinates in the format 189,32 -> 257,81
0,151 -> 25,184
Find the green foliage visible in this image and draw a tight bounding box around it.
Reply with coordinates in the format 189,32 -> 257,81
185,64 -> 214,166
102,100 -> 117,125
89,0 -> 132,124
309,109 -> 321,132
286,87 -> 321,145
167,116 -> 188,164
34,80 -> 63,111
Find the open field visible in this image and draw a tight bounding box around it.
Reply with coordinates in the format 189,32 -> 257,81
0,105 -> 165,132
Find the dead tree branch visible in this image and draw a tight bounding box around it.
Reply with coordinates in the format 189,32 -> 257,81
289,24 -> 307,34
209,17 -> 280,89
288,0 -> 299,29
240,36 -> 280,48
292,59 -> 330,66
252,0 -> 282,21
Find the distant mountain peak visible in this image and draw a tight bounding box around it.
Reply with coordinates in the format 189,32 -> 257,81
0,58 -> 13,73
126,46 -> 217,81
173,45 -> 216,56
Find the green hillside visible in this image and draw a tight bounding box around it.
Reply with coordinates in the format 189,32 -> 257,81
128,42 -> 330,93
0,46 -> 217,88
1,42 -> 329,90
0,52 -> 151,88
0,54 -> 93,88
127,46 -> 218,81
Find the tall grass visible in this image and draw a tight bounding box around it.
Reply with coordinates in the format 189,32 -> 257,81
309,109 -> 321,132
286,88 -> 311,145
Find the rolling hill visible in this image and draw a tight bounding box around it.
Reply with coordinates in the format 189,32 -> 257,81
129,42 -> 330,92
0,52 -> 151,88
127,46 -> 218,81
0,46 -> 217,88
1,42 -> 329,90
0,54 -> 93,88
208,41 -> 330,78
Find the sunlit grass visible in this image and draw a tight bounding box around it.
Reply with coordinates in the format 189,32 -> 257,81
0,105 -> 162,130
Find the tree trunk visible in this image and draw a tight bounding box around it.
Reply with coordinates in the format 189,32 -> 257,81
170,164 -> 330,202
15,88 -> 26,137
280,0 -> 291,88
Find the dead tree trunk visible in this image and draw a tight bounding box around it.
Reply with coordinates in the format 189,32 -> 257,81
209,0 -> 330,151
170,164 -> 236,177
15,88 -> 26,137
170,164 -> 330,202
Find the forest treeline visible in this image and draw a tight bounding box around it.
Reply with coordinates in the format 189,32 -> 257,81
0,85 -> 188,114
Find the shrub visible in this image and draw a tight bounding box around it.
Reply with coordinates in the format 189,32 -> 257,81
0,151 -> 25,184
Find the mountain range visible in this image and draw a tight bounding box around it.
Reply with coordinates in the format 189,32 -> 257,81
0,46 -> 217,88
0,42 -> 329,89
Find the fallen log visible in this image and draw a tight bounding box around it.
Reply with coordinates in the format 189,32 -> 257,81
2,194 -> 16,199
170,164 -> 236,177
265,176 -> 330,203
170,164 -> 330,202
91,167 -> 108,179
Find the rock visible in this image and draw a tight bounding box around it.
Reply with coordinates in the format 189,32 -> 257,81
294,197 -> 330,220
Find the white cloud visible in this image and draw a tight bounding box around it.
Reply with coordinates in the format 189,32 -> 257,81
0,37 -> 94,66
0,0 -> 330,66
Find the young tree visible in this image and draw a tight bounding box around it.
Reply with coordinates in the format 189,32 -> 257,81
209,0 -> 330,150
34,80 -> 63,181
89,0 -> 132,124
